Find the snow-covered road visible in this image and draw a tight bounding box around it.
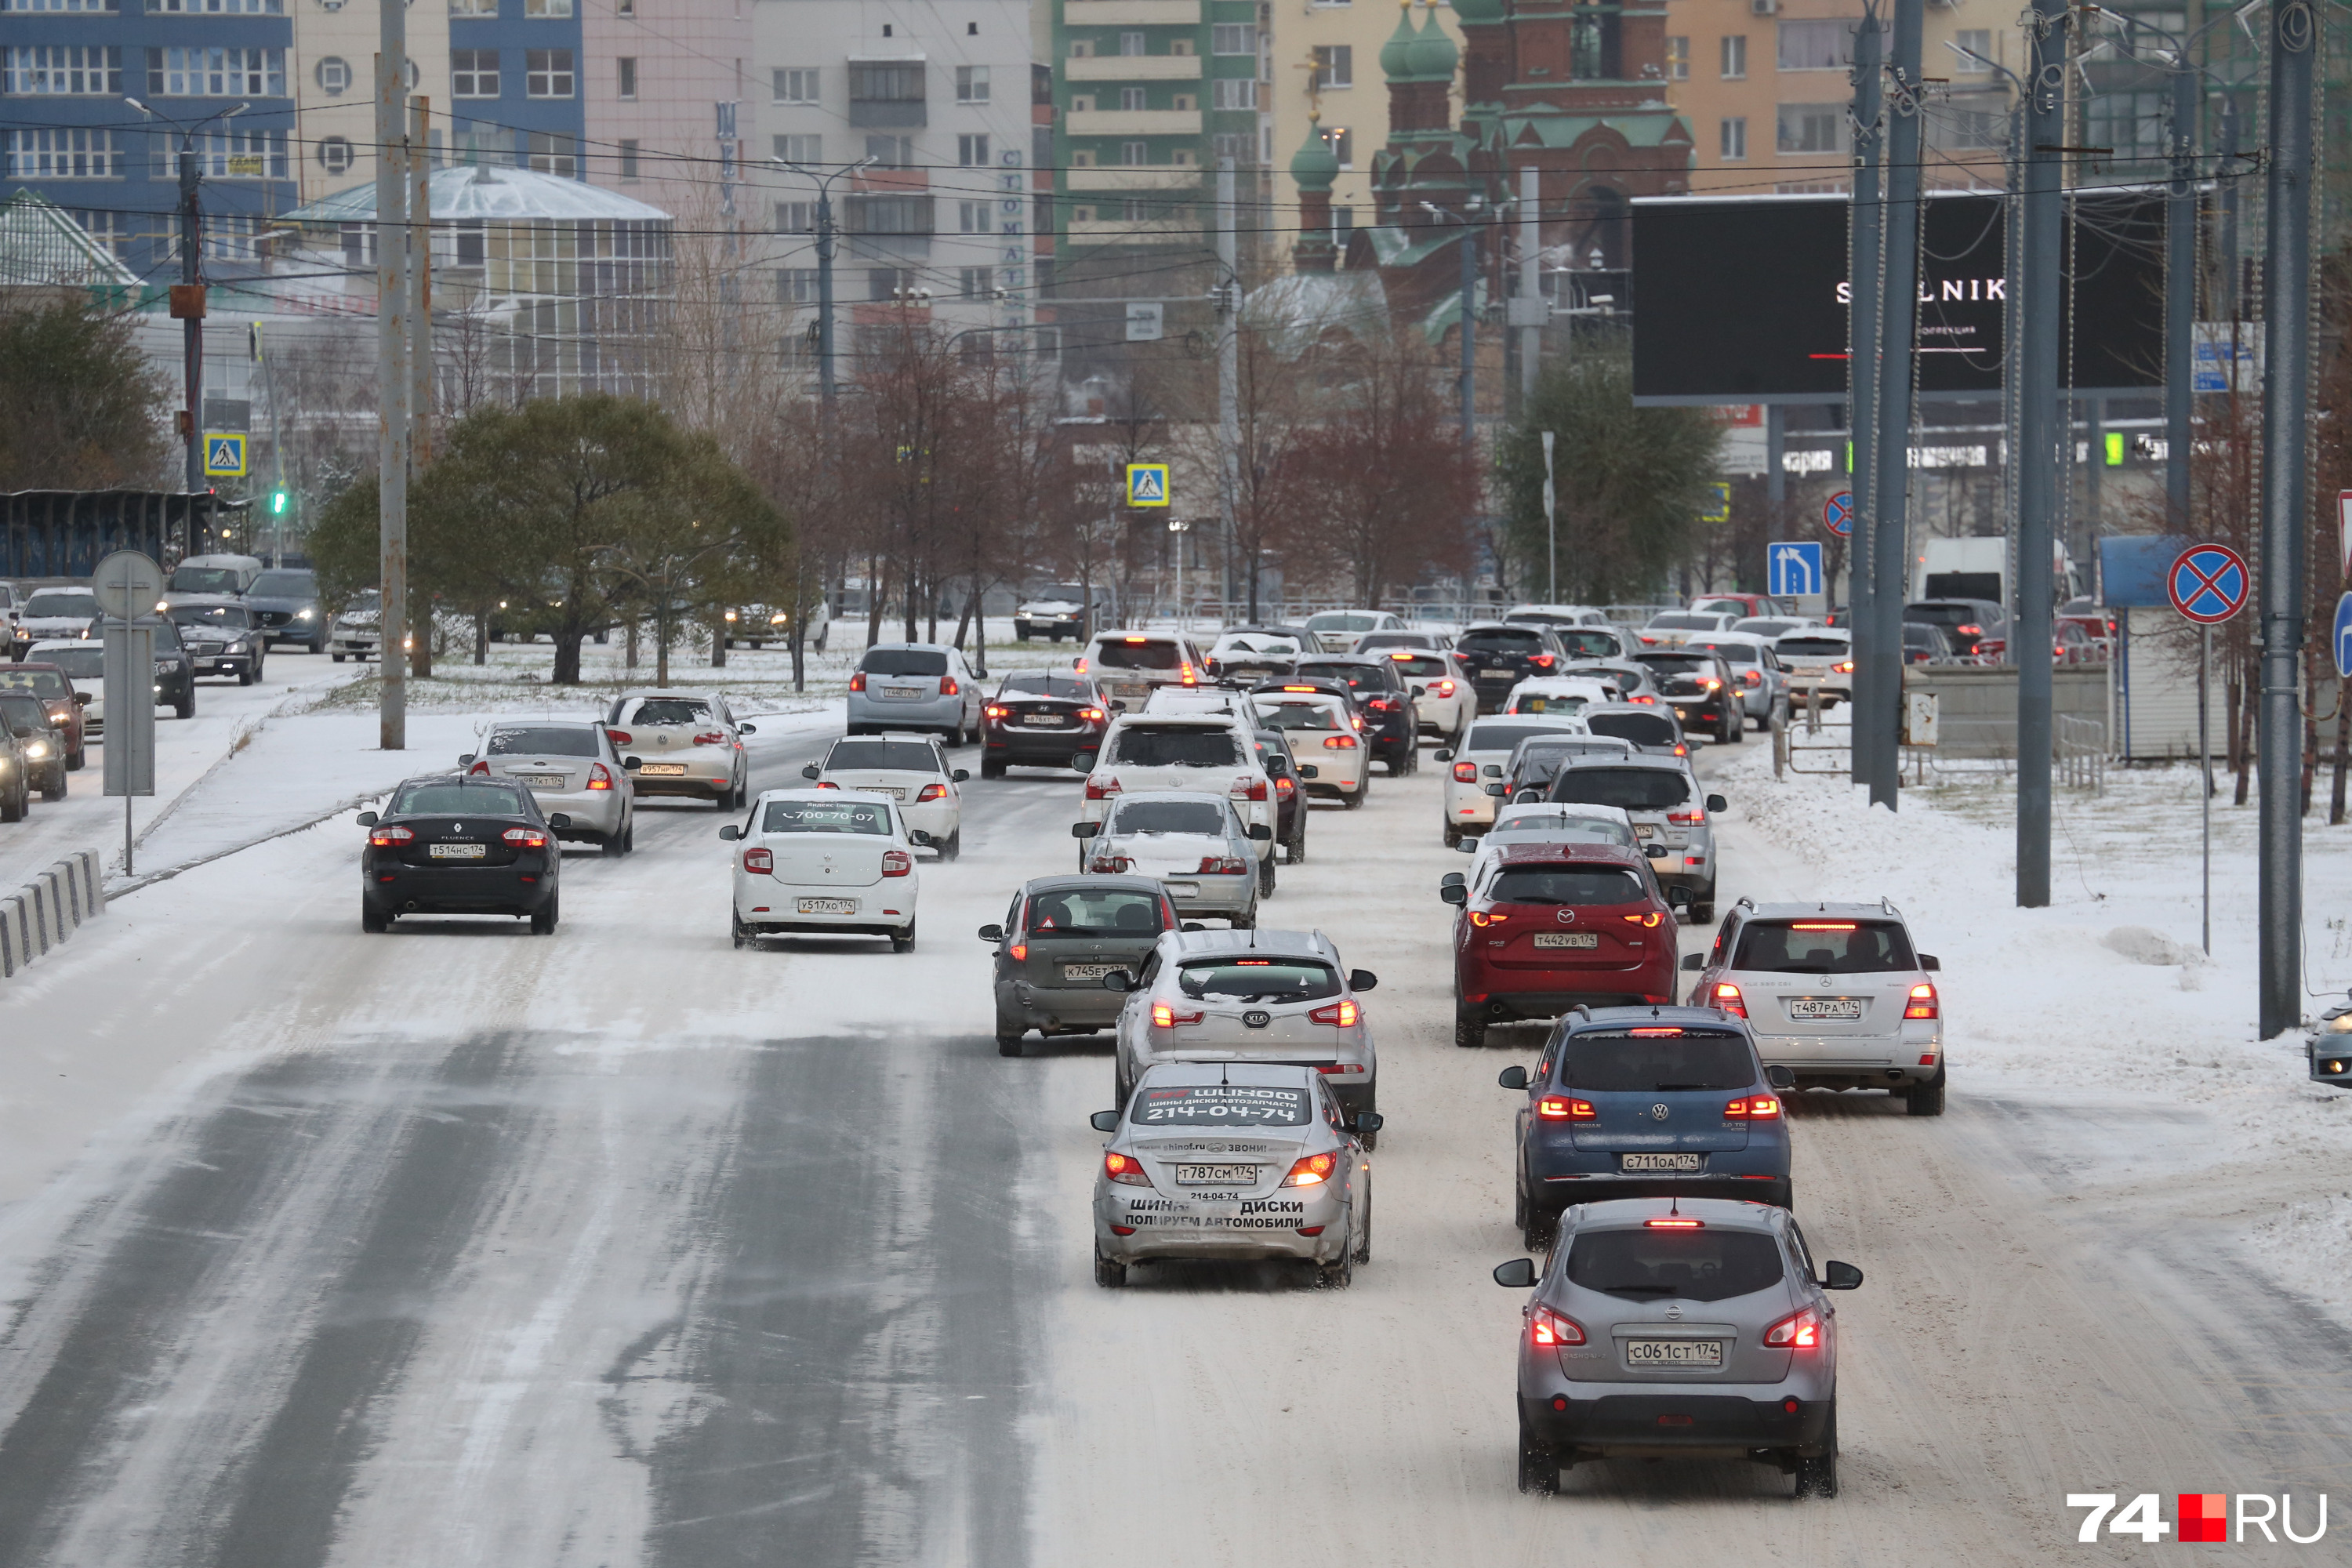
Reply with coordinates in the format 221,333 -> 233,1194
0,717 -> 2342,1566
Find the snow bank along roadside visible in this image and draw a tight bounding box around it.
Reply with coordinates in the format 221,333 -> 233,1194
1708,735 -> 2352,1327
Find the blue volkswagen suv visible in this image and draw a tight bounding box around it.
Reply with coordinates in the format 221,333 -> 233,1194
1500,1006 -> 1794,1247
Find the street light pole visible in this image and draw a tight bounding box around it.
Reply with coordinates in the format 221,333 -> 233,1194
1846,7 -> 1884,789
1419,201 -> 1479,447
773,157 -> 875,406
1867,0 -> 1925,811
2014,0 -> 2069,907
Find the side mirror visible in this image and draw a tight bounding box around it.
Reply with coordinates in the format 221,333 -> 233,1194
978,923 -> 1005,942
1484,782 -> 1508,797
1668,887 -> 1694,911
1821,1261 -> 1864,1290
718,825 -> 741,840
1072,821 -> 1100,839
1296,764 -> 1319,779
1247,824 -> 1272,841
1441,884 -> 1468,906
1482,764 -> 1503,777
1706,793 -> 1728,814
1348,969 -> 1377,992
909,829 -> 935,847
1766,1064 -> 1795,1091
1072,750 -> 1098,771
357,811 -> 379,827
1493,1258 -> 1538,1289
623,756 -> 642,771
1353,1112 -> 1385,1136
73,691 -> 91,705
1497,1065 -> 1528,1090
1681,953 -> 1704,971
1440,871 -> 1467,888
1089,1109 -> 1120,1133
1512,790 -> 1541,804
1432,747 -> 1454,762
1101,969 -> 1134,993
1181,921 -> 1206,932
457,753 -> 476,766
736,723 -> 757,735
1920,954 -> 1941,971
1645,844 -> 1669,859
952,768 -> 970,782
801,764 -> 821,779
548,813 -> 571,829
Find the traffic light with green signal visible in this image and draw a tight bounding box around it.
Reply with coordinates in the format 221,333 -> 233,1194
269,485 -> 289,516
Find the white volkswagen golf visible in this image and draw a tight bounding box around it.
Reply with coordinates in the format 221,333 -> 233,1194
720,789 -> 930,951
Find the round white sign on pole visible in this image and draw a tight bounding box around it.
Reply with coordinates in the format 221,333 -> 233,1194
92,550 -> 166,622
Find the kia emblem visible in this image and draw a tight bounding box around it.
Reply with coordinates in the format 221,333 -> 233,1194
1650,1103 -> 1669,1121
1243,1010 -> 1271,1029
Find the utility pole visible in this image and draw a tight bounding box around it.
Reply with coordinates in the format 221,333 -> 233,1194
1846,4 -> 1884,787
376,0 -> 409,750
1457,208 -> 1477,445
1217,157 -> 1240,620
1519,165 -> 1541,407
1866,0 -> 1923,811
410,96 -> 433,468
2163,56 -> 2195,530
2014,0 -> 2069,906
178,137 -> 202,494
253,322 -> 285,565
2256,0 -> 2317,1037
775,157 -> 871,408
1541,429 -> 1557,601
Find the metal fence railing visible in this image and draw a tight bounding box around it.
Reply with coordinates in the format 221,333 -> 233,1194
1897,715 -> 2107,793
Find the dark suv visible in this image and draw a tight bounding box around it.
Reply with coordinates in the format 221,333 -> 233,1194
1630,650 -> 1742,743
1903,599 -> 2009,662
1456,622 -> 1568,713
1288,656 -> 1415,773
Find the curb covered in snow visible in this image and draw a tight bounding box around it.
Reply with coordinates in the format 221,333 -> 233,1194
0,851 -> 106,979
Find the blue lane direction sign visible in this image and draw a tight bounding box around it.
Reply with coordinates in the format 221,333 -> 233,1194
1125,463 -> 1169,507
2166,543 -> 2250,625
203,432 -> 247,477
2333,593 -> 2352,680
1822,490 -> 1853,538
1767,540 -> 1824,599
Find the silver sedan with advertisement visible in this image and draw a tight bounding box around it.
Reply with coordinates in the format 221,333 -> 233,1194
1089,1062 -> 1378,1288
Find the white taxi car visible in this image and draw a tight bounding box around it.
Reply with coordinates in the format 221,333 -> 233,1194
1502,675 -> 1622,718
720,789 -> 929,951
804,732 -> 967,858
1433,714 -> 1593,846
605,689 -> 754,808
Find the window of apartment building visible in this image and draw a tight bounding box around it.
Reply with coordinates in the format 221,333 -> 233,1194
1068,39 -> 1093,57
616,57 -> 636,98
775,199 -> 815,232
452,49 -> 499,96
778,268 -> 819,305
864,133 -> 913,166
1719,34 -> 1745,79
1211,24 -> 1254,54
1069,95 -> 1094,113
1119,86 -> 1147,110
1719,115 -> 1747,159
314,56 -> 351,94
774,67 -> 818,103
1666,36 -> 1688,80
1776,102 -> 1842,154
1312,45 -> 1351,89
1777,20 -> 1846,71
523,0 -> 570,16
867,267 -> 914,300
1936,106 -> 2002,149
1120,140 -> 1146,165
3,45 -> 122,94
1213,131 -> 1250,166
2084,89 -> 2165,159
774,133 -> 821,164
149,0 -> 281,11
845,193 -> 933,234
618,138 -> 639,179
525,129 -> 575,175
851,64 -> 924,100
153,125 -> 285,177
958,132 -> 989,165
956,65 -> 989,102
1120,31 -> 1145,55
1210,78 -> 1254,110
525,49 -> 574,98
958,199 -> 989,232
0,0 -> 118,11
1070,205 -> 1095,223
152,46 -> 283,96
959,267 -> 994,296
448,0 -> 494,15
1953,30 -> 1992,70
3,126 -> 123,178
316,134 -> 353,172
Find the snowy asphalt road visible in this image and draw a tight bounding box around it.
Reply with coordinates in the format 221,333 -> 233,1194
0,724 -> 2343,1565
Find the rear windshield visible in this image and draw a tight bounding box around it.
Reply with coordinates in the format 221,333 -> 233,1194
760,800 -> 891,835
626,698 -> 714,727
1466,721 -> 1578,754
828,740 -> 939,772
1177,958 -> 1341,1003
1292,662 -> 1382,692
0,664 -> 75,692
1131,1084 -> 1310,1126
1091,639 -> 1182,670
250,571 -> 315,596
488,726 -> 600,757
169,604 -> 253,629
861,648 -> 949,677
1554,630 -> 1622,659
1777,637 -> 1849,657
1733,919 -> 1918,973
1489,866 -> 1648,906
1459,627 -> 1544,652
1002,673 -> 1092,698
1739,620 -> 1802,637
1636,656 -> 1711,677
24,590 -> 96,618
1566,1227 -> 1785,1304
1494,813 -> 1635,845
1307,612 -> 1381,631
1586,713 -> 1679,748
1215,633 -> 1301,655
1559,1032 -> 1754,1092
0,694 -> 50,733
1548,768 -> 1690,811
1108,727 -> 1242,768
1024,887 -> 1166,935
1903,604 -> 1991,630
168,567 -> 246,594
1647,614 -> 1724,631
1509,691 -> 1591,716
1261,702 -> 1343,732
1385,654 -> 1451,677
1903,625 -> 1944,647
392,782 -> 531,816
1109,800 -> 1228,836
1690,641 -> 1760,665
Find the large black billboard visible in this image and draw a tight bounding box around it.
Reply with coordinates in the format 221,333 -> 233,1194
1630,191 -> 2165,402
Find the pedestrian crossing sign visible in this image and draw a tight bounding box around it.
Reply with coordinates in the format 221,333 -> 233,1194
1125,463 -> 1169,507
203,433 -> 248,477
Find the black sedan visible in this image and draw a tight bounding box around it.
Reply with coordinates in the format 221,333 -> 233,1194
0,692 -> 67,800
358,775 -> 565,934
1287,655 -> 1417,774
1629,649 -> 1743,742
1454,622 -> 1570,713
1250,728 -> 1314,865
980,670 -> 1110,777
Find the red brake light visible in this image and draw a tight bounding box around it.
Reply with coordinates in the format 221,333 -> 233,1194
693,731 -> 727,746
1667,808 -> 1707,825
1123,636 -> 1147,644
1008,942 -> 1028,961
1905,981 -> 1939,1018
1711,981 -> 1748,1018
985,705 -> 1008,719
882,849 -> 913,877
1956,623 -> 1982,637
1074,657 -> 1089,674
1452,760 -> 1477,782
469,758 -> 491,776
1084,775 -> 1121,800
1281,1151 -> 1338,1187
1468,909 -> 1509,927
1080,707 -> 1105,721
1790,921 -> 1856,930
605,728 -> 633,746
500,827 -> 549,848
1833,660 -> 1855,674
1275,775 -> 1295,799
916,782 -> 949,803
1179,664 -> 1196,686
1103,1151 -> 1152,1187
1307,998 -> 1359,1027
587,761 -> 614,790
1622,911 -> 1663,928
1628,1026 -> 1684,1036
1537,1095 -> 1595,1120
368,825 -> 415,847
742,847 -> 773,873
849,670 -> 866,691
1644,1217 -> 1706,1229
1196,855 -> 1248,874
1724,1095 -> 1782,1120
1435,679 -> 1455,695
1232,776 -> 1269,801
1529,1305 -> 1585,1346
1740,669 -> 1760,684
1529,653 -> 1556,669
1764,1306 -> 1823,1348
1150,1002 -> 1204,1029
941,676 -> 960,696
1323,734 -> 1359,750
1632,695 -> 1657,705
814,780 -> 840,789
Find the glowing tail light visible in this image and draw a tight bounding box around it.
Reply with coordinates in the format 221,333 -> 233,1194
1074,657 -> 1090,674
1102,1151 -> 1152,1187
1080,707 -> 1106,722
1644,1217 -> 1705,1229
1905,981 -> 1940,1018
848,671 -> 866,691
1529,1306 -> 1585,1346
1623,911 -> 1663,927
1179,665 -> 1197,686
1667,808 -> 1707,825
1529,654 -> 1556,670
881,850 -> 913,877
1307,998 -> 1359,1027
1468,910 -> 1509,927
1452,760 -> 1477,782
1196,855 -> 1248,874
499,827 -> 548,848
369,826 -> 415,847
1833,660 -> 1855,674
1537,1095 -> 1595,1120
1740,670 -> 1760,685
1281,1151 -> 1338,1187
1008,942 -> 1028,961
1323,734 -> 1359,750
1723,1094 -> 1782,1120
915,782 -> 949,803
1232,776 -> 1269,801
586,762 -> 614,790
742,847 -> 773,873
1711,981 -> 1748,1018
1275,776 -> 1295,800
1763,1306 -> 1823,1348
1084,775 -> 1122,800
1151,1002 -> 1205,1029
814,780 -> 840,789
985,705 -> 1007,719
1631,695 -> 1657,705
1434,680 -> 1455,695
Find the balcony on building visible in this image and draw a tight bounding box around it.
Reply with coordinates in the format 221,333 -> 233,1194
1064,108 -> 1202,136
848,60 -> 927,129
1065,55 -> 1203,81
1062,0 -> 1201,24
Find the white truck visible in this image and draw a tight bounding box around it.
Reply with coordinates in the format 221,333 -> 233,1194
1909,538 -> 2084,608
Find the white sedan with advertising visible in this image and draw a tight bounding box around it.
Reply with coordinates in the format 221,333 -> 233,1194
720,789 -> 931,951
1501,675 -> 1622,718
804,732 -> 967,858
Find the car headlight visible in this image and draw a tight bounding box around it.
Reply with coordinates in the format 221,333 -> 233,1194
228,639 -> 249,652
24,742 -> 46,760
295,608 -> 314,620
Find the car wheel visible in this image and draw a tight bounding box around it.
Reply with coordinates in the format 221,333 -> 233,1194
332,652 -> 347,663
42,776 -> 65,803
981,756 -> 1006,779
1513,1173 -> 1530,1234
1692,902 -> 1715,924
1230,908 -> 1254,930
1517,1417 -> 1560,1497
1341,784 -> 1364,810
1286,828 -> 1307,866
1795,1405 -> 1838,1498
238,665 -> 254,687
361,899 -> 390,934
1093,1249 -> 1127,1287
605,822 -> 629,857
1316,1250 -> 1353,1289
996,1024 -> 1025,1057
891,920 -> 916,953
175,691 -> 194,719
1906,1067 -> 1947,1116
1443,825 -> 1461,849
1455,1014 -> 1486,1049
1352,1171 -> 1372,1262
1257,852 -> 1276,898
67,747 -> 85,772
1014,622 -> 1031,641
529,895 -> 560,935
942,829 -> 962,862
0,781 -> 21,824
1523,1200 -> 1556,1253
